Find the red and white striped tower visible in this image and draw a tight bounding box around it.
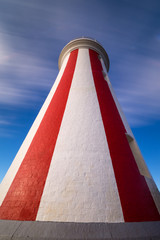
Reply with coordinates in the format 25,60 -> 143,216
0,38 -> 160,226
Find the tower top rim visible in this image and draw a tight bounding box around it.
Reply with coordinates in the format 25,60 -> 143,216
58,37 -> 110,72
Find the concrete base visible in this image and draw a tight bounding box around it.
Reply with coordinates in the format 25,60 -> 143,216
0,220 -> 160,240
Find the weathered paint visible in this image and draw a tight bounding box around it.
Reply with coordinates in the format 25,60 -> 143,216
0,50 -> 78,220
0,53 -> 70,207
89,49 -> 160,222
0,38 -> 159,223
36,49 -> 124,222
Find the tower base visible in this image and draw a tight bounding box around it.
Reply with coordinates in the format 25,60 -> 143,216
0,220 -> 160,240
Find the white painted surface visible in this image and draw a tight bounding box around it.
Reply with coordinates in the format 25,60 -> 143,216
0,54 -> 70,206
36,49 -> 124,223
100,60 -> 160,207
145,177 -> 160,214
101,65 -> 153,179
128,139 -> 151,178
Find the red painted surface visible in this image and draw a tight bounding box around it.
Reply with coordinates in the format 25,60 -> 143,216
0,50 -> 78,221
89,49 -> 160,222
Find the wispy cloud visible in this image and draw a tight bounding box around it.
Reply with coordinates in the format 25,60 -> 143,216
0,120 -> 10,125
0,0 -> 160,128
0,31 -> 57,106
112,52 -> 160,126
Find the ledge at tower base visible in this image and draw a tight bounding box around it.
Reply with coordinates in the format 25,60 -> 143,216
0,220 -> 160,240
0,38 -> 160,239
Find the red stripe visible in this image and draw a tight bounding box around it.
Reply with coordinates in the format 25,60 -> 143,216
0,50 -> 78,221
89,49 -> 160,222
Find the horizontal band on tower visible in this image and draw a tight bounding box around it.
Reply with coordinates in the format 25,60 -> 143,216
59,37 -> 110,72
0,220 -> 160,240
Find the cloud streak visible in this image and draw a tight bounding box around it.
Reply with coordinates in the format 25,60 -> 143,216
113,53 -> 160,126
0,0 -> 160,128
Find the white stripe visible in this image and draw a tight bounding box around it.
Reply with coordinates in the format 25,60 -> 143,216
0,53 -> 70,206
36,49 -> 124,222
145,177 -> 160,214
100,64 -> 153,178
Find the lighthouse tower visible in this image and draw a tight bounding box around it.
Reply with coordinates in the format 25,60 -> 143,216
0,38 -> 160,239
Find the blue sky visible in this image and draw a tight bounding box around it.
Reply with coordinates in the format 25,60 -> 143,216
0,0 -> 160,190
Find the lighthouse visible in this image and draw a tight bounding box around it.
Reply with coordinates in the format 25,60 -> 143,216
0,38 -> 160,239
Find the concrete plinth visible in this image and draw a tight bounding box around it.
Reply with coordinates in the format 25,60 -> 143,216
0,220 -> 160,240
